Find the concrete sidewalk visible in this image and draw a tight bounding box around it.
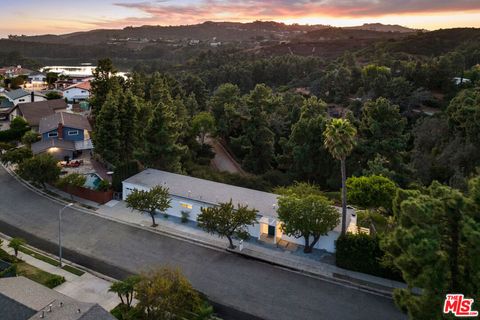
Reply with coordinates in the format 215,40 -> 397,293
0,235 -> 120,311
98,200 -> 406,295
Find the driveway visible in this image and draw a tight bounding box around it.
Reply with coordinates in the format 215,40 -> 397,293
0,166 -> 405,320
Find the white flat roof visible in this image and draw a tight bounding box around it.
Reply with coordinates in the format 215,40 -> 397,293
124,169 -> 279,218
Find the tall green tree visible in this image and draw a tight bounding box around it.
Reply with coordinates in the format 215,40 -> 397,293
93,92 -> 122,166
358,97 -> 409,182
383,179 -> 480,319
125,186 -> 171,227
118,90 -> 139,160
142,100 -> 184,172
231,84 -> 275,174
91,58 -> 120,115
192,112 -> 216,146
281,97 -> 335,186
324,118 -> 357,235
277,183 -> 340,253
208,83 -> 242,139
197,200 -> 258,249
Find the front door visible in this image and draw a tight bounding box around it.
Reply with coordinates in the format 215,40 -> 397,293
268,225 -> 275,237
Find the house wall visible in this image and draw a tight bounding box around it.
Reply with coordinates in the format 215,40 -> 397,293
42,126 -> 85,141
12,95 -> 46,105
41,148 -> 73,160
122,181 -> 261,238
63,88 -> 90,102
123,181 -> 338,251
280,230 -> 339,253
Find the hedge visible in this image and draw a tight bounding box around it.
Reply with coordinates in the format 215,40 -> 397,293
335,233 -> 403,281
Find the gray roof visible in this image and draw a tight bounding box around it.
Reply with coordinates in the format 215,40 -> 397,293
124,169 -> 280,218
4,89 -> 30,100
0,292 -> 36,320
124,169 -> 353,230
10,99 -> 68,126
0,277 -> 115,320
39,112 -> 91,134
31,139 -> 76,154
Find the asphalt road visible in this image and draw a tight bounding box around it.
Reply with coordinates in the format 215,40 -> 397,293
0,167 -> 405,320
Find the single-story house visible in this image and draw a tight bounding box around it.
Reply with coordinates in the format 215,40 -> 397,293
0,89 -> 46,106
32,111 -> 93,159
63,81 -> 91,103
8,99 -> 68,129
0,276 -> 115,320
123,169 -> 355,252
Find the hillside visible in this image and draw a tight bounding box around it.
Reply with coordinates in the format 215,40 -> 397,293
345,23 -> 418,33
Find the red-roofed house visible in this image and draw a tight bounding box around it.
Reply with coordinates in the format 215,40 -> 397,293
63,81 -> 91,103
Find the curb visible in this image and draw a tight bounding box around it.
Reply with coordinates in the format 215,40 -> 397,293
2,164 -> 399,297
0,231 -> 118,283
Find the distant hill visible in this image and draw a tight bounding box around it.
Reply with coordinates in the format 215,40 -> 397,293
345,23 -> 419,33
7,21 -> 329,45
7,21 -> 418,45
294,27 -> 412,42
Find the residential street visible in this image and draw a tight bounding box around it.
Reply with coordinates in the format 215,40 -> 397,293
0,167 -> 405,320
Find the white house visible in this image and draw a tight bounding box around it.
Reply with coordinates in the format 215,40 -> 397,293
0,89 -> 46,106
63,81 -> 91,102
123,169 -> 356,252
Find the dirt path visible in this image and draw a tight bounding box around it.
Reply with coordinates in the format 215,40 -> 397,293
206,137 -> 246,176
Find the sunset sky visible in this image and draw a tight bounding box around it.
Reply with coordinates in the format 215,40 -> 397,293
1,0 -> 480,37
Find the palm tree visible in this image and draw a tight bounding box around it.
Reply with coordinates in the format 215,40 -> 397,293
323,118 -> 357,235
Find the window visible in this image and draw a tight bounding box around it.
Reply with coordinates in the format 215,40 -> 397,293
19,99 -> 25,102
180,202 -> 193,210
48,132 -> 58,138
68,130 -> 79,136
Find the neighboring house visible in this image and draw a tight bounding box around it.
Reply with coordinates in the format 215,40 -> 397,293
8,99 -> 68,129
63,81 -> 91,103
0,65 -> 34,79
32,112 -> 93,160
123,169 -> 356,252
0,98 -> 14,119
1,89 -> 47,106
0,276 -> 115,320
27,71 -> 47,84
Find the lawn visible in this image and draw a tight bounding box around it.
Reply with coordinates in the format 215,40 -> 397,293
16,261 -> 65,288
18,246 -> 85,276
0,248 -> 65,289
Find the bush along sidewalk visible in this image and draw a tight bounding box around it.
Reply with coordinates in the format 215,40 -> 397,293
335,233 -> 403,282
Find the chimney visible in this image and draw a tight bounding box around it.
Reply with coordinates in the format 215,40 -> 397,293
58,122 -> 63,140
31,91 -> 34,102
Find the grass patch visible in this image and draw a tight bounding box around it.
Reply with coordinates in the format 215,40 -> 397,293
18,246 -> 84,276
16,262 -> 66,288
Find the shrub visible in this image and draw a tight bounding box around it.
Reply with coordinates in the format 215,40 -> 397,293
97,180 -> 111,192
181,211 -> 190,223
56,173 -> 86,189
45,275 -> 66,288
335,233 -> 402,281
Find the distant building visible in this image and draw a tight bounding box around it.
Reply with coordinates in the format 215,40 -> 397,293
0,276 -> 115,320
452,77 -> 471,85
123,169 -> 356,252
0,65 -> 34,79
63,81 -> 91,103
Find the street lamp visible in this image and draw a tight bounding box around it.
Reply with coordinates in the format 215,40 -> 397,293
58,203 -> 73,267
